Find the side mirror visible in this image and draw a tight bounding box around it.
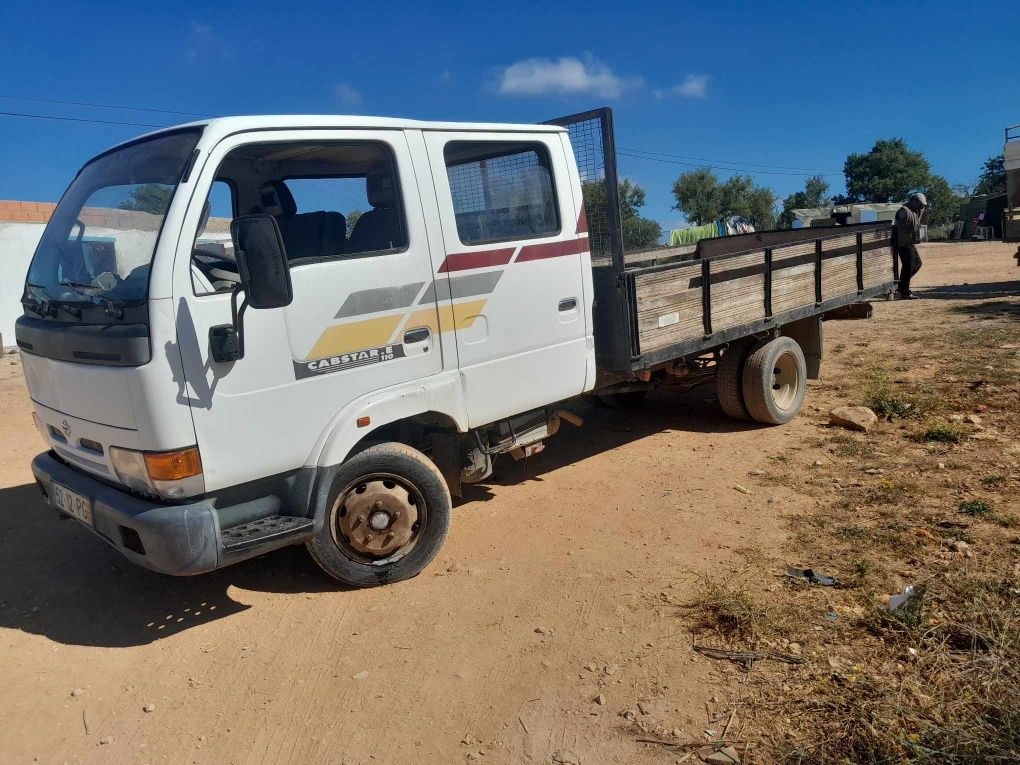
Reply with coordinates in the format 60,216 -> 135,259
209,215 -> 293,364
231,215 -> 293,309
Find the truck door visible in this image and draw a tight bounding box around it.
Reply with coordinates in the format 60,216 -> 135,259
422,131 -> 590,427
171,129 -> 443,492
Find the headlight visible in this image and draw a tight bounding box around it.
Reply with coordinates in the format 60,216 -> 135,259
109,446 -> 204,499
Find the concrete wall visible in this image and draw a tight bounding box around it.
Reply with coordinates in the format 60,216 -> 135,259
0,220 -> 44,348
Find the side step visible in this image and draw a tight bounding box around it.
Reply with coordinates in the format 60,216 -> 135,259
221,515 -> 314,553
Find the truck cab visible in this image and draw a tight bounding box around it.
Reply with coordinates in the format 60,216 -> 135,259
19,116 -> 596,585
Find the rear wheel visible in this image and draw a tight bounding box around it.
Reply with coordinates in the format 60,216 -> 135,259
716,339 -> 755,420
741,336 -> 807,425
307,442 -> 451,587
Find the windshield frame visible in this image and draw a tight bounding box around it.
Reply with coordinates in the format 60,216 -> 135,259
23,127 -> 203,318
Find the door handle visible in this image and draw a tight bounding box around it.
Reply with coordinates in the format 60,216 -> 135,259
558,298 -> 578,312
403,327 -> 431,344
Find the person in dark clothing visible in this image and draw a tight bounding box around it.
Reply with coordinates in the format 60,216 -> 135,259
894,192 -> 928,299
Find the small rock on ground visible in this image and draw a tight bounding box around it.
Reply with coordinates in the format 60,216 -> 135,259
143,703 -> 156,713
829,406 -> 878,432
551,750 -> 581,764
700,744 -> 741,764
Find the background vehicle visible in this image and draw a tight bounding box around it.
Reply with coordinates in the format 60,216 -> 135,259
17,108 -> 896,586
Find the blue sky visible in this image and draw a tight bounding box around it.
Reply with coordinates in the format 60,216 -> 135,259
1,0 -> 1016,233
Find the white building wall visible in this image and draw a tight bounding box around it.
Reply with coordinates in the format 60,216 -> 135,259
0,221 -> 45,347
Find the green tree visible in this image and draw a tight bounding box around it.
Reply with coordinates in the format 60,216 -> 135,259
118,183 -> 174,215
346,209 -> 363,237
670,168 -> 723,225
671,169 -> 777,229
582,179 -> 663,252
843,138 -> 930,203
974,154 -> 1006,196
920,175 -> 961,228
778,175 -> 831,228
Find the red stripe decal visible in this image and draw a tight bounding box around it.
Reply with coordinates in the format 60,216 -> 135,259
517,238 -> 589,263
438,248 -> 516,273
576,207 -> 588,234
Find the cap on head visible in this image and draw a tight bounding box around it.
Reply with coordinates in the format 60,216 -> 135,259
909,192 -> 928,207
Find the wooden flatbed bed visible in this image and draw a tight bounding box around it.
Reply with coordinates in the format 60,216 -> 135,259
547,108 -> 898,373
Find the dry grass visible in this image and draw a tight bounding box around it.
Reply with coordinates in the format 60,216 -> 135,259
687,293 -> 1020,763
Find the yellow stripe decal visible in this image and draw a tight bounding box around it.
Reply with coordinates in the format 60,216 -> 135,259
306,314 -> 405,360
405,299 -> 486,336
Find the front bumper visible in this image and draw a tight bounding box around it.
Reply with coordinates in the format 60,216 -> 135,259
31,452 -> 309,576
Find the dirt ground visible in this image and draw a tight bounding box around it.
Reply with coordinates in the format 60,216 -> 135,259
0,242 -> 1017,765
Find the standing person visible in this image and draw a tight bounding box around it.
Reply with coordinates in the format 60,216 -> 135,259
894,192 -> 928,299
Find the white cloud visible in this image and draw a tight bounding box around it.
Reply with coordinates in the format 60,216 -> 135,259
498,55 -> 642,98
440,69 -> 453,85
185,21 -> 229,62
334,83 -> 363,107
655,74 -> 710,100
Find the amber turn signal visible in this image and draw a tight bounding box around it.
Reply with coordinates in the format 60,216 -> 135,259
144,447 -> 203,481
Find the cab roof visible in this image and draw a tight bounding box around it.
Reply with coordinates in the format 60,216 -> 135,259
107,114 -> 566,155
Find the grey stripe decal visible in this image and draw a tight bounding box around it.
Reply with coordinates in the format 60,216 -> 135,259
335,282 -> 424,319
419,271 -> 503,304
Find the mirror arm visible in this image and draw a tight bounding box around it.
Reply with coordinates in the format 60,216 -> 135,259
209,285 -> 249,364
231,286 -> 250,358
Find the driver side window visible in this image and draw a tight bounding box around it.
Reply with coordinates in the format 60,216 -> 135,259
191,141 -> 407,295
190,180 -> 237,295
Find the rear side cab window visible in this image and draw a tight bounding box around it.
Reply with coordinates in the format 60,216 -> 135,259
443,141 -> 560,246
191,180 -> 237,295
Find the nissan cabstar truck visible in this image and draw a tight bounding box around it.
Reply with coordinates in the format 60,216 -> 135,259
16,108 -> 897,586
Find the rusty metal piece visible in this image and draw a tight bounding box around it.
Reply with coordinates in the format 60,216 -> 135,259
335,477 -> 419,558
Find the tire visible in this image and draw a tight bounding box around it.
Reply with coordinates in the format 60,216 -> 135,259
307,442 -> 452,587
741,336 -> 807,425
716,339 -> 754,420
595,388 -> 648,408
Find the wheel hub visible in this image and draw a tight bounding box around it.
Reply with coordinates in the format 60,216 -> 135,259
771,351 -> 801,411
335,478 -> 419,559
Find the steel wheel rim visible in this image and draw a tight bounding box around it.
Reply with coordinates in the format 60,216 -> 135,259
771,351 -> 801,411
329,472 -> 426,565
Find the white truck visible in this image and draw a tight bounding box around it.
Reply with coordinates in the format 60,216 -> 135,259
16,108 -> 897,586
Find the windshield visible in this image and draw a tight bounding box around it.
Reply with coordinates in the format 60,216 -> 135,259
25,129 -> 201,307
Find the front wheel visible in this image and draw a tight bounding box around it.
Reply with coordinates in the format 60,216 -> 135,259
741,336 -> 807,425
307,442 -> 451,587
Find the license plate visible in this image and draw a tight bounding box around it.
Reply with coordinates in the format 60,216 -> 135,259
51,482 -> 93,526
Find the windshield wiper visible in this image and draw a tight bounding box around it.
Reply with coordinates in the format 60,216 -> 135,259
58,281 -> 125,319
23,283 -> 57,318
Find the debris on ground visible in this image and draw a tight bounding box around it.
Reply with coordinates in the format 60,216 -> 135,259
829,406 -> 878,432
732,485 -> 752,495
786,566 -> 842,587
693,644 -> 805,671
888,584 -> 920,612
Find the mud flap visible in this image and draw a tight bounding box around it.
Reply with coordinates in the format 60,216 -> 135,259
782,316 -> 822,380
430,433 -> 463,498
